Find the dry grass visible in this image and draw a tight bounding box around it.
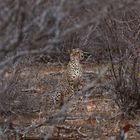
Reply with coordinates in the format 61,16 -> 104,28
0,0 -> 140,139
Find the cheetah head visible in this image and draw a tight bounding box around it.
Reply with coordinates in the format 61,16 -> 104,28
69,48 -> 84,61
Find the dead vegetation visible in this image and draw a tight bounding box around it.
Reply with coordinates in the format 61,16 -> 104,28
0,0 -> 140,139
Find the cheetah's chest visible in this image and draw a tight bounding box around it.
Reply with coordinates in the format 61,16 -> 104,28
67,62 -> 82,82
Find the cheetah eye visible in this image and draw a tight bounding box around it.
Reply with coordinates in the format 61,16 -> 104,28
80,54 -> 84,59
73,76 -> 75,78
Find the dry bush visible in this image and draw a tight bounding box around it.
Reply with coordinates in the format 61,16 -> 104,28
98,5 -> 140,115
0,0 -> 140,139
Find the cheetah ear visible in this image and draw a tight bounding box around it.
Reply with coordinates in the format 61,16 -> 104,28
68,49 -> 72,54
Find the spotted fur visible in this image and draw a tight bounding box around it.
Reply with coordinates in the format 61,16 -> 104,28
59,49 -> 84,104
46,48 -> 85,113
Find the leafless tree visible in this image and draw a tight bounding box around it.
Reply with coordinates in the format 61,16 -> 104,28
0,0 -> 140,139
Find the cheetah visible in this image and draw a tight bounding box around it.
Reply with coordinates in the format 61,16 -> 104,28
45,48 -> 85,113
56,48 -> 85,105
66,48 -> 85,90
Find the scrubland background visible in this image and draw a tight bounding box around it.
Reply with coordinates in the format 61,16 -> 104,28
0,0 -> 140,139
